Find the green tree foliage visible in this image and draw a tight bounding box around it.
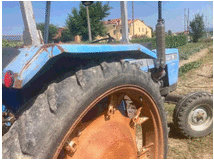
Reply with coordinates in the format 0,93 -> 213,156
168,30 -> 172,36
59,28 -> 74,43
190,14 -> 204,42
37,23 -> 58,43
152,30 -> 156,38
66,2 -> 112,41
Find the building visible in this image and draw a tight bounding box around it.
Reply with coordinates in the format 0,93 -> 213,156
98,18 -> 152,41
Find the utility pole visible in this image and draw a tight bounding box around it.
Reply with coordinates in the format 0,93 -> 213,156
120,1 -> 129,43
20,1 -> 41,46
184,8 -> 186,32
205,16 -> 208,38
208,21 -> 210,37
132,1 -> 134,36
187,8 -> 189,33
44,1 -> 51,44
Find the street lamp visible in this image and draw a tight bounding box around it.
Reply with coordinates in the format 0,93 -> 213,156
82,1 -> 93,42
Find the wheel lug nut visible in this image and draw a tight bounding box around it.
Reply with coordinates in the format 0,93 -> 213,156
64,140 -> 77,154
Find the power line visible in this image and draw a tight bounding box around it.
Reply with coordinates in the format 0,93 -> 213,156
142,1 -> 157,9
184,8 -> 186,32
187,8 -> 189,32
132,1 -> 134,36
141,1 -> 173,14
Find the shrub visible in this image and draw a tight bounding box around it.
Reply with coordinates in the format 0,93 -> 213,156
131,35 -> 187,49
204,38 -> 213,43
2,39 -> 23,48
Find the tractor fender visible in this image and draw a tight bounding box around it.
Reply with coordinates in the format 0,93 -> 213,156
3,43 -> 157,89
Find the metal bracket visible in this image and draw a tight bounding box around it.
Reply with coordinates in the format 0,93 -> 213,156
138,142 -> 154,158
106,95 -> 117,120
105,94 -> 125,120
130,107 -> 149,128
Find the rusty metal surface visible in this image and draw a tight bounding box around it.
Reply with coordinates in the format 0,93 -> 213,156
18,43 -> 65,77
67,110 -> 138,159
54,85 -> 165,159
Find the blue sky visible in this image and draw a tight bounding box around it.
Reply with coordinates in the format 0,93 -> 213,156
2,1 -> 213,35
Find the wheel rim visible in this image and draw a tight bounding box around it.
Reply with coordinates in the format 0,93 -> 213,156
54,85 -> 165,159
188,104 -> 213,131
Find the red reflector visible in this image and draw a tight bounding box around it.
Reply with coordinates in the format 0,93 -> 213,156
4,71 -> 14,88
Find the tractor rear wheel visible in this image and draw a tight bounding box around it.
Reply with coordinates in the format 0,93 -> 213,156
2,61 -> 168,159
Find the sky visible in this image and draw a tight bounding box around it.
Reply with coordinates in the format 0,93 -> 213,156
2,1 -> 213,35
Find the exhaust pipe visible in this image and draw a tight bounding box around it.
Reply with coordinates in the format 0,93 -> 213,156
156,1 -> 165,69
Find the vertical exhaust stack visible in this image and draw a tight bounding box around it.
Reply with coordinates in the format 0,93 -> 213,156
156,1 -> 166,69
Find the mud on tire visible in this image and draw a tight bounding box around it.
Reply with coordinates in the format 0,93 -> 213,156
2,61 -> 168,159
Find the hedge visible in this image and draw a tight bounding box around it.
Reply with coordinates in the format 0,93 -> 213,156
2,39 -> 23,48
131,35 -> 187,49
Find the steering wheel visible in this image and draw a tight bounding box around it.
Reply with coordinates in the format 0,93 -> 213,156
91,33 -> 116,44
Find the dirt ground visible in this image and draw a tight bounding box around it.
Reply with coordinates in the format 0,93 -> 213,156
175,46 -> 213,95
179,47 -> 212,67
166,46 -> 213,159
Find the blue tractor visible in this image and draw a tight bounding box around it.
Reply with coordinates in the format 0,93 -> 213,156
2,1 -> 212,159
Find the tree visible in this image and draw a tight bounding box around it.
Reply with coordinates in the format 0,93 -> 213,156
36,23 -> 58,43
190,14 -> 204,42
66,2 -> 112,41
59,28 -> 74,43
168,30 -> 172,36
152,30 -> 156,37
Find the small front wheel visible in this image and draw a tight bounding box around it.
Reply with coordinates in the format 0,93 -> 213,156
173,91 -> 213,138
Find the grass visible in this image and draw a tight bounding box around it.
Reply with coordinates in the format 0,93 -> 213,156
164,103 -> 175,123
179,61 -> 202,77
169,146 -> 190,159
186,133 -> 213,159
178,41 -> 213,60
179,47 -> 213,78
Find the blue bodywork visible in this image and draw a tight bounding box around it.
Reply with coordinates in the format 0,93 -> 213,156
127,48 -> 179,86
2,43 -> 179,113
3,43 -> 157,89
153,48 -> 179,86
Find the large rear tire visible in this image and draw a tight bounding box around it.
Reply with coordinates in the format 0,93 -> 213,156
2,61 -> 168,159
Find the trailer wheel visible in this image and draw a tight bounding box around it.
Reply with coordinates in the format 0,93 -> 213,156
2,61 -> 167,159
173,91 -> 213,138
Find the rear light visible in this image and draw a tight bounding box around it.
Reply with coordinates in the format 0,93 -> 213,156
4,71 -> 14,88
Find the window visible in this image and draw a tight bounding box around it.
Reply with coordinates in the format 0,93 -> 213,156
120,29 -> 122,34
139,28 -> 140,32
128,28 -> 130,33
114,30 -> 116,35
142,28 -> 144,32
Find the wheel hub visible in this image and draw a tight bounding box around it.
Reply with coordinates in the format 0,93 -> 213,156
188,104 -> 213,131
192,108 -> 207,124
65,110 -> 138,159
55,85 -> 165,159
